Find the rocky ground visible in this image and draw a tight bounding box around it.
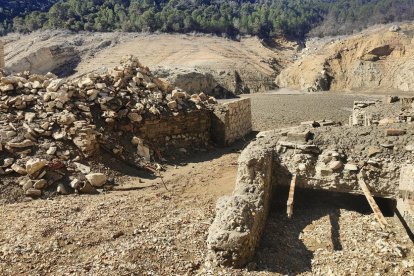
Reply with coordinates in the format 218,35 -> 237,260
0,146 -> 241,275
2,91 -> 414,275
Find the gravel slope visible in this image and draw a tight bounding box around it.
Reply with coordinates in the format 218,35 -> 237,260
244,93 -> 379,131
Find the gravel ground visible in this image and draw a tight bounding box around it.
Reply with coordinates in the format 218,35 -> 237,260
243,93 -> 379,131
0,148 -> 241,276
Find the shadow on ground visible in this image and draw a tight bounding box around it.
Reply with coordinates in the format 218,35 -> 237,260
162,132 -> 258,167
252,188 -> 395,275
96,132 -> 258,180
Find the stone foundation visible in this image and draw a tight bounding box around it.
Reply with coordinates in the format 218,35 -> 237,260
136,110 -> 211,149
212,98 -> 252,146
207,123 -> 414,267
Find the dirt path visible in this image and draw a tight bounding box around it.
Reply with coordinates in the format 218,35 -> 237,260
0,146 -> 241,275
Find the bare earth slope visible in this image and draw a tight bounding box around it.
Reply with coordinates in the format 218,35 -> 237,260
276,23 -> 414,93
3,31 -> 295,94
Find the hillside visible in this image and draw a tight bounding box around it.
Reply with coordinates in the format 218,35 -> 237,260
2,0 -> 414,38
276,23 -> 414,93
3,31 -> 296,95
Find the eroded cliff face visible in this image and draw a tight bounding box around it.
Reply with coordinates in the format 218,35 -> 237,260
276,23 -> 414,93
7,45 -> 80,76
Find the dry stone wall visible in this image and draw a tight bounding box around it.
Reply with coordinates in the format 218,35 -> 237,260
135,110 -> 211,149
212,98 -> 252,146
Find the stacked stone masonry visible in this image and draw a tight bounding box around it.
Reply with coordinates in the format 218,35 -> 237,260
136,110 -> 211,149
212,98 -> 252,146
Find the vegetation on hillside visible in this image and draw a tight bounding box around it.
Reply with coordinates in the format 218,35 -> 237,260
0,0 -> 58,34
1,0 -> 414,38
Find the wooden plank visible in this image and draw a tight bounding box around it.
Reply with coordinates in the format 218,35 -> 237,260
358,174 -> 388,229
287,174 -> 297,218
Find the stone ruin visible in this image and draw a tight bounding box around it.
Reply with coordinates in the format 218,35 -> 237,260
207,96 -> 414,268
0,56 -> 252,199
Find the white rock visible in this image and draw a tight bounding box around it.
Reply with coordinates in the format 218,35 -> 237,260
11,164 -> 27,175
149,106 -> 160,115
0,84 -> 14,92
131,136 -> 141,145
25,112 -> 36,123
87,89 -> 99,100
86,173 -> 107,187
32,80 -> 42,89
26,159 -> 47,175
74,162 -> 91,174
95,83 -> 107,89
167,100 -> 177,109
58,112 -> 76,126
172,90 -> 187,99
47,147 -> 57,155
146,82 -> 157,89
25,188 -> 41,197
33,179 -> 47,189
78,78 -> 94,88
70,179 -> 81,189
329,160 -> 343,171
21,179 -> 33,190
344,163 -> 359,171
57,183 -> 69,195
7,139 -> 34,148
3,158 -> 14,167
47,79 -> 65,92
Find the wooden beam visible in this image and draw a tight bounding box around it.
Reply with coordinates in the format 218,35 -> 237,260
358,174 -> 388,229
287,174 -> 297,218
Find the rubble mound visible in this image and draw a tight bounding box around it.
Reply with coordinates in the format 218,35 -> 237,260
0,56 -> 217,201
276,23 -> 414,92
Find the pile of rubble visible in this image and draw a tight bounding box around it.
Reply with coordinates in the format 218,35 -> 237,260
0,56 -> 217,199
